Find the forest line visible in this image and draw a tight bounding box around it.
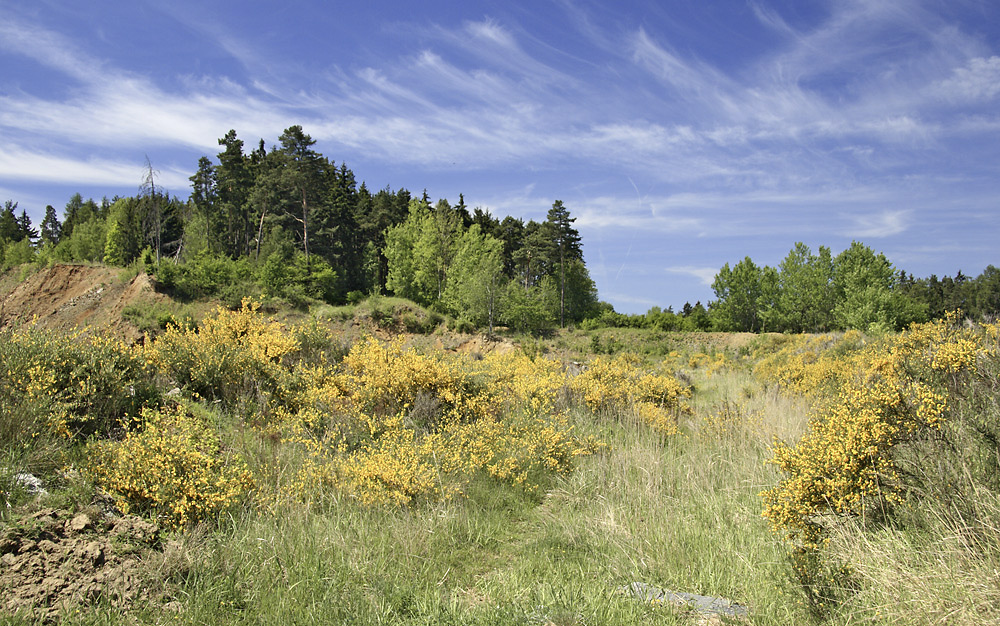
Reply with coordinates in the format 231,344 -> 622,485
2,125 -> 998,333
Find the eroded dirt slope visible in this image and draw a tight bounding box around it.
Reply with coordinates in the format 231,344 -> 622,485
0,264 -> 166,342
0,508 -> 169,620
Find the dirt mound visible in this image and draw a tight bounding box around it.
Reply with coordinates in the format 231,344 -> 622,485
0,508 -> 165,620
453,335 -> 517,356
0,264 -> 166,342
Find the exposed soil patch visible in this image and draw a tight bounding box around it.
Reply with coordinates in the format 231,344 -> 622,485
0,508 -> 166,620
0,264 -> 166,343
453,335 -> 517,357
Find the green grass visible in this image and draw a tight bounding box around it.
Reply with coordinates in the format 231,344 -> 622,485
121,301 -> 198,334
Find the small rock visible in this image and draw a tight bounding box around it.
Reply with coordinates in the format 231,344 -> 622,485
81,541 -> 104,566
621,582 -> 749,620
67,513 -> 93,533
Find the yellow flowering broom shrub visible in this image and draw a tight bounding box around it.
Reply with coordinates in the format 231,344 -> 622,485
761,316 -> 997,548
698,400 -> 763,442
468,351 -> 567,415
336,336 -> 472,424
0,326 -> 157,439
570,353 -> 691,435
147,298 -> 298,408
88,404 -> 253,529
276,338 -> 599,505
752,330 -> 867,398
335,415 -> 443,506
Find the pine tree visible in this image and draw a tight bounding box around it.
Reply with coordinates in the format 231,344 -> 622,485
216,130 -> 253,257
497,216 -> 525,278
61,194 -> 83,239
40,205 -> 62,246
189,156 -> 218,251
275,125 -> 331,270
545,200 -> 582,327
512,220 -> 554,290
103,198 -> 143,266
0,201 -> 18,242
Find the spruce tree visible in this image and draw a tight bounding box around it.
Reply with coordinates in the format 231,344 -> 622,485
40,205 -> 62,246
545,200 -> 582,327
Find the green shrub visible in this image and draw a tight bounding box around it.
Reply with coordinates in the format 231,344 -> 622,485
122,302 -> 196,334
155,253 -> 254,301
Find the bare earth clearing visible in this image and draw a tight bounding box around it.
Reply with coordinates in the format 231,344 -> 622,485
0,264 -> 167,343
0,508 -> 171,620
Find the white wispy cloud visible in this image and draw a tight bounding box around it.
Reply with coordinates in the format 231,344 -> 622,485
664,266 -> 718,286
465,19 -> 518,50
844,209 -> 910,238
748,1 -> 795,36
630,27 -> 737,110
0,17 -> 103,83
0,0 -> 998,231
0,14 -> 290,155
0,143 -> 191,189
933,56 -> 1000,102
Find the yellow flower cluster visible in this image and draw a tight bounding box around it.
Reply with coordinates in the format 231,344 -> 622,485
7,304 -> 635,517
687,352 -> 712,369
433,409 -> 599,489
147,298 -> 298,406
88,404 -> 253,529
0,326 -> 153,438
276,338 -> 600,505
337,336 -> 469,421
761,316 -> 996,547
335,418 -> 442,506
470,351 -> 567,415
753,330 -> 868,397
570,353 -> 691,435
676,351 -> 730,377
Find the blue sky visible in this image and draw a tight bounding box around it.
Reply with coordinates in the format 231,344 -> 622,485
2,1 -> 999,313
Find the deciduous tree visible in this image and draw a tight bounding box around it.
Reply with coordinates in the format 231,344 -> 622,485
832,241 -> 926,332
443,225 -> 506,333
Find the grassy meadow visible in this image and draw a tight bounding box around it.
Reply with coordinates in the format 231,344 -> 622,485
1,302 -> 998,625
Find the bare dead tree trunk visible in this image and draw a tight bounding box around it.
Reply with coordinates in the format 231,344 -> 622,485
300,187 -> 310,269
255,207 -> 268,261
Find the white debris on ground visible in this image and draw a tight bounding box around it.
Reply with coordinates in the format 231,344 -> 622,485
620,581 -> 749,620
14,473 -> 47,496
